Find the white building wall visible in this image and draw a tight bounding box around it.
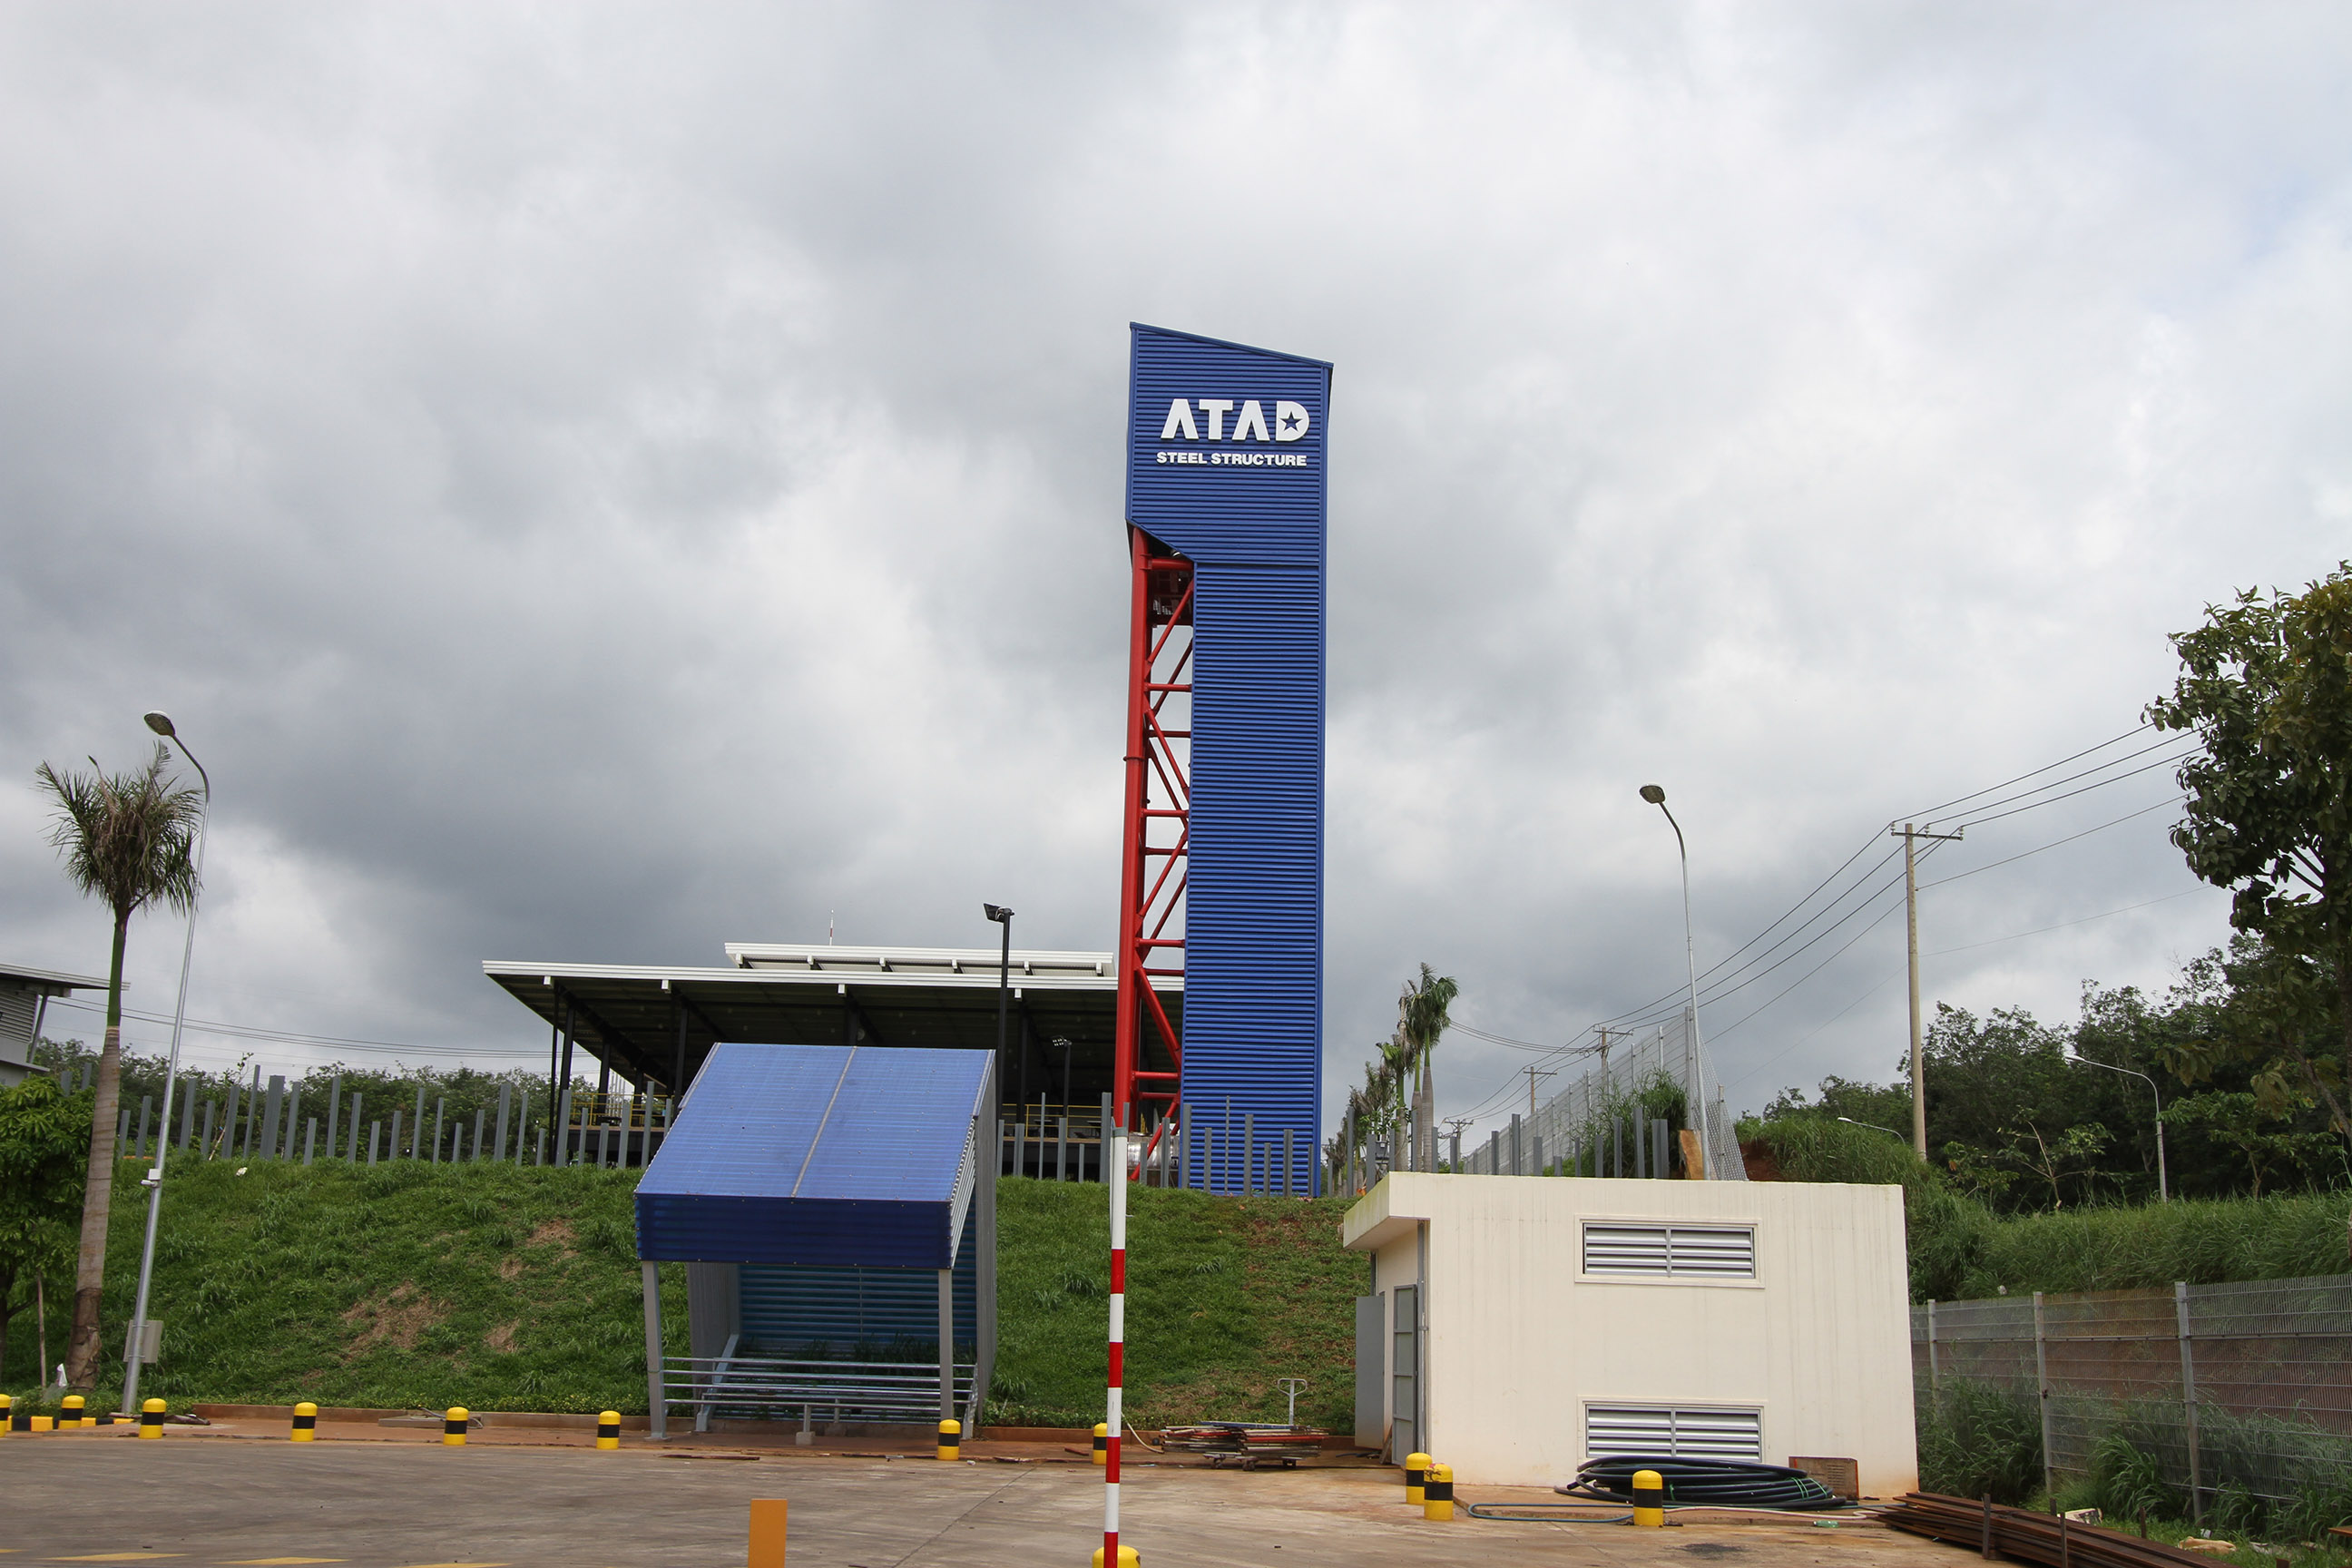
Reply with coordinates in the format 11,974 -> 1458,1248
1344,1173 -> 1917,1494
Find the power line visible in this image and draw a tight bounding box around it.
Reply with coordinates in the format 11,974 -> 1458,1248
1945,752 -> 2194,831
42,995 -> 538,1059
1895,721 -> 2152,824
1922,795 -> 2184,889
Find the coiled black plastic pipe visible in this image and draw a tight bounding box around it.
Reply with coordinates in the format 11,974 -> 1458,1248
1559,1456 -> 1846,1511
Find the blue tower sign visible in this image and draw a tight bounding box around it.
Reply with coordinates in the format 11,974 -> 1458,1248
1112,325 -> 1330,1194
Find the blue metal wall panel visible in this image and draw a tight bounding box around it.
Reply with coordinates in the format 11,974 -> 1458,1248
1125,325 -> 1328,1193
1184,562 -> 1324,1192
633,1042 -> 991,1266
738,1209 -> 977,1352
1128,324 -> 1331,568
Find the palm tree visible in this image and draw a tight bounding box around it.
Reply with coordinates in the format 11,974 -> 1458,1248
1398,963 -> 1459,1093
35,745 -> 201,1388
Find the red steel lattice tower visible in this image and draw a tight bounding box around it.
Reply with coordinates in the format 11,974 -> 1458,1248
1112,528 -> 1191,1142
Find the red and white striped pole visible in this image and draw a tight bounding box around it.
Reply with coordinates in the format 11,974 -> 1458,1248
1102,1109 -> 1130,1567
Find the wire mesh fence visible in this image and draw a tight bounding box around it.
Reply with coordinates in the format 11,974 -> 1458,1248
1459,1011 -> 1748,1181
1914,1272 -> 2352,1516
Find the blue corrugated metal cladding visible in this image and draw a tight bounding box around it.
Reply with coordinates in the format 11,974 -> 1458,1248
634,1042 -> 990,1268
1128,324 -> 1329,1194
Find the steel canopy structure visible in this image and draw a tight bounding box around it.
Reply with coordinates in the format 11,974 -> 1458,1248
483,943 -> 1179,1112
1116,324 -> 1331,1193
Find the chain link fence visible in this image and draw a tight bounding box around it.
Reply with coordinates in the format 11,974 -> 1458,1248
1915,1273 -> 2352,1516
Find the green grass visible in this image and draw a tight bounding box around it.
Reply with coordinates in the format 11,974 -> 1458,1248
1,1165 -> 1365,1432
1,1157 -> 679,1415
992,1178 -> 1361,1430
1749,1116 -> 2352,1300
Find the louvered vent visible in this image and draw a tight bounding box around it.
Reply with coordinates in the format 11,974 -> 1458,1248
1583,1223 -> 1755,1278
1585,1404 -> 1763,1462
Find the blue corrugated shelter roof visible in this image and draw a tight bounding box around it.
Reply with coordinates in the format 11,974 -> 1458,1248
634,1042 -> 991,1269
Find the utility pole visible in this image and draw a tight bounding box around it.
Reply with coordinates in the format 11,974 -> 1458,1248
1526,1066 -> 1556,1123
1893,822 -> 1963,1160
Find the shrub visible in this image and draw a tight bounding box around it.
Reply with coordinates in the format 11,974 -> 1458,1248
1918,1378 -> 2042,1504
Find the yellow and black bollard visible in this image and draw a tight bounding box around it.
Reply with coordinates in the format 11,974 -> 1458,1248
1404,1450 -> 1430,1505
1421,1461 -> 1454,1522
443,1406 -> 469,1446
936,1418 -> 960,1461
291,1402 -> 318,1442
60,1394 -> 84,1429
1093,1422 -> 1109,1465
1,1392 -> 12,1434
596,1411 -> 621,1451
1632,1467 -> 1665,1528
140,1399 -> 166,1439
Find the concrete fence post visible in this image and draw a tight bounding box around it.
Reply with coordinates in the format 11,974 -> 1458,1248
2175,1280 -> 2202,1524
2033,1290 -> 2053,1500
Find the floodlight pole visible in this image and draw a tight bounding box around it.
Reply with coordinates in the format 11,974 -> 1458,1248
985,905 -> 1014,1122
2072,1053 -> 2169,1202
122,712 -> 209,1416
1640,785 -> 1705,1161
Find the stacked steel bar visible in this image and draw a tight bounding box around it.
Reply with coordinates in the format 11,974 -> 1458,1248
1881,1494 -> 2227,1568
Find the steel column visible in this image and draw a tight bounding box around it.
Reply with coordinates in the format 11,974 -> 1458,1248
1112,528 -> 1192,1142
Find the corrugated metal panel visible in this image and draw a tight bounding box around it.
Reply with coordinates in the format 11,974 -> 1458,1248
1183,561 -> 1323,1193
739,1210 -> 978,1353
1583,1223 -> 1757,1278
1126,325 -> 1329,1193
1585,1405 -> 1763,1462
1127,324 -> 1331,569
634,1042 -> 990,1269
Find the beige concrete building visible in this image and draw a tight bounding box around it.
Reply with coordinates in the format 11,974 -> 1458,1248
1342,1172 -> 1918,1495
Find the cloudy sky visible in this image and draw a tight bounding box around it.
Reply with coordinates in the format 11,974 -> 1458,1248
3,3 -> 2347,1139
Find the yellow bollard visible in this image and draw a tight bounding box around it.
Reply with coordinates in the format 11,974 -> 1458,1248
936,1417 -> 960,1461
1090,1548 -> 1141,1566
748,1498 -> 788,1568
443,1406 -> 469,1446
1093,1422 -> 1109,1465
291,1402 -> 318,1442
31,1416 -> 54,1433
1422,1461 -> 1454,1522
1404,1450 -> 1430,1505
140,1398 -> 166,1439
596,1410 -> 621,1450
1,1392 -> 12,1434
1632,1467 -> 1665,1527
60,1394 -> 84,1428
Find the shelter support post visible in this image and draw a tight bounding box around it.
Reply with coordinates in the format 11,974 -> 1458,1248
642,1261 -> 666,1440
969,1062 -> 998,1434
937,1269 -> 955,1426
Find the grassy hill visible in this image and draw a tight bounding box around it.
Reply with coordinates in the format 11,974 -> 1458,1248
0,1161 -> 1363,1431
1747,1115 -> 2351,1299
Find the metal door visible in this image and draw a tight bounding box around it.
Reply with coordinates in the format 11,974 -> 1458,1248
1390,1285 -> 1418,1462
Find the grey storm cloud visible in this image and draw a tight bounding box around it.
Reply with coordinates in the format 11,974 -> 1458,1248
3,3 -> 2348,1138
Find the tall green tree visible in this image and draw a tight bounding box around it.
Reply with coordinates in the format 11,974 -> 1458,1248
2148,564 -> 2352,1153
34,745 -> 202,1387
0,1073 -> 89,1386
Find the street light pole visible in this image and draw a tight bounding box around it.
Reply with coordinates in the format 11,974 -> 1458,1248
1639,785 -> 1705,1162
1838,1115 -> 1906,1140
122,710 -> 209,1416
985,905 -> 1014,1128
2071,1053 -> 2170,1203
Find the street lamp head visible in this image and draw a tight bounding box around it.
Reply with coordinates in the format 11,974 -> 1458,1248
983,904 -> 1014,924
143,711 -> 177,738
1639,783 -> 1666,805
